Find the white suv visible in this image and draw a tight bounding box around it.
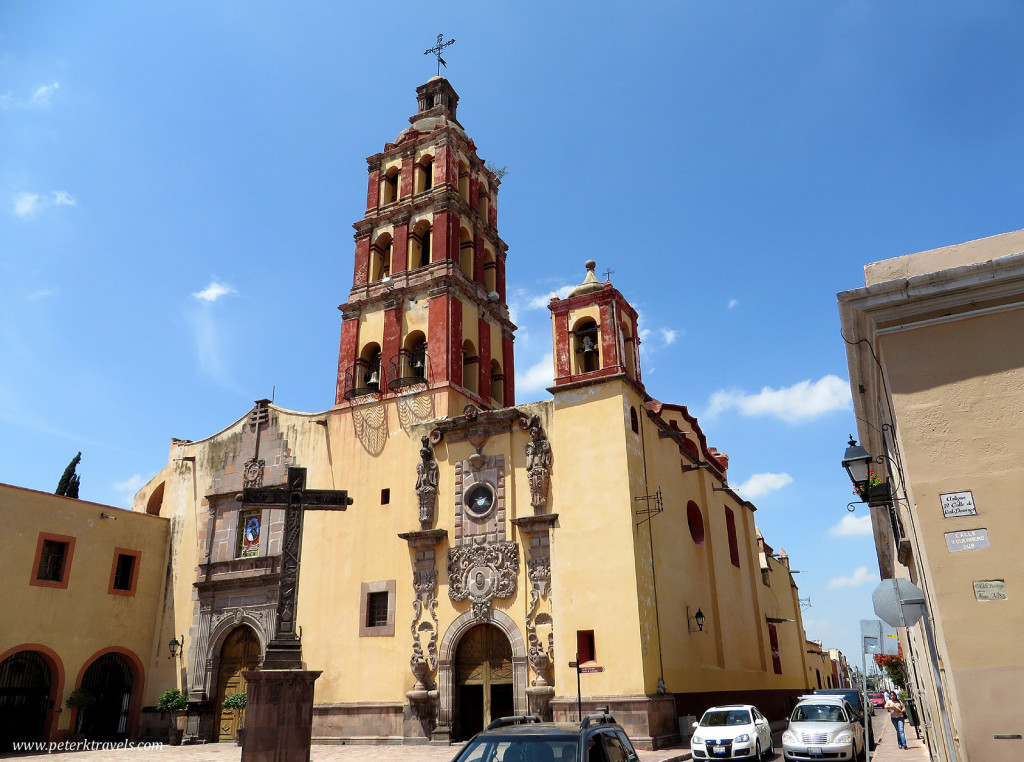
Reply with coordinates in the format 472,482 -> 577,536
690,704 -> 774,760
782,695 -> 864,761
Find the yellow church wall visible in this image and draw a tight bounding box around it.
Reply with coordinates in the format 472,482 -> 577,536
549,382 -> 647,697
3,484 -> 170,737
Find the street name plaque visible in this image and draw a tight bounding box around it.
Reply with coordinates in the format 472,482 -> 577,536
940,490 -> 977,518
973,580 -> 1007,601
944,528 -> 989,552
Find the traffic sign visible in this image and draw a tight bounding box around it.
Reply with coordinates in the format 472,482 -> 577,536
872,578 -> 927,628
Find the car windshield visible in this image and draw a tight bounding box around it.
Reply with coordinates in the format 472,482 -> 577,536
792,704 -> 846,723
457,738 -> 579,761
700,710 -> 751,727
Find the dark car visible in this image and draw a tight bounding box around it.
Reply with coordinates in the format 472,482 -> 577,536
450,713 -> 639,762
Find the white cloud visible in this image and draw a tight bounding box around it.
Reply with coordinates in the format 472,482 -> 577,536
728,298 -> 738,309
113,473 -> 148,507
706,375 -> 852,423
734,472 -> 793,499
31,82 -> 60,106
515,353 -> 554,395
14,192 -> 40,217
527,284 -> 574,309
828,565 -> 878,589
829,514 -> 873,537
13,190 -> 76,217
193,281 -> 238,302
659,328 -> 677,346
27,288 -> 57,300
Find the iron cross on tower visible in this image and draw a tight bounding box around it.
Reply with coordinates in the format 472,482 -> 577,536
241,466 -> 352,669
425,33 -> 455,77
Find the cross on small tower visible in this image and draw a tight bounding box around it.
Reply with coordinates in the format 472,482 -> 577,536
602,268 -> 615,281
425,33 -> 455,77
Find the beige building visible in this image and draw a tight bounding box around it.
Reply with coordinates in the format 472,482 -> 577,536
124,77 -> 815,749
0,484 -> 170,749
839,229 -> 1024,762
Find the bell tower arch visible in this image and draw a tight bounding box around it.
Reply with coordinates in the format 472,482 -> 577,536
336,78 -> 516,416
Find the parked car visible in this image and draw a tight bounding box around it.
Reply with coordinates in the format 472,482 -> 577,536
782,696 -> 865,762
867,691 -> 885,709
450,713 -> 639,762
690,704 -> 774,760
813,688 -> 868,718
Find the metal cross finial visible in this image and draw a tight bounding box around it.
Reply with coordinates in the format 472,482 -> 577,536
602,268 -> 615,281
425,33 -> 455,77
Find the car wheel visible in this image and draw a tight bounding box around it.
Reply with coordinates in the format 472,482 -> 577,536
755,740 -> 761,760
767,735 -> 775,759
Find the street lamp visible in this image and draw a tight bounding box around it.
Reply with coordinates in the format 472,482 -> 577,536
687,606 -> 706,632
168,635 -> 184,660
842,436 -> 873,498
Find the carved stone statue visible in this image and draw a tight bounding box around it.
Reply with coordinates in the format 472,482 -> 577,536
525,424 -> 552,508
416,435 -> 439,526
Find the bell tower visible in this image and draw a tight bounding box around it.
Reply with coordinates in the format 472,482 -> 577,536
335,78 -> 515,415
548,260 -> 643,390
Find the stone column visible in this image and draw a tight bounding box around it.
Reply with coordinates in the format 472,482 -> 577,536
240,669 -> 321,762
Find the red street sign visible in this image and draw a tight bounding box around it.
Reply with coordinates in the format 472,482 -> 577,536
579,666 -> 605,674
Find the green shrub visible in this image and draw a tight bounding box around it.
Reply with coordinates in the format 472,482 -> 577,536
156,688 -> 188,712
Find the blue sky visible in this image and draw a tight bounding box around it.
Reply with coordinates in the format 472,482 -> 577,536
4,1 -> 1022,667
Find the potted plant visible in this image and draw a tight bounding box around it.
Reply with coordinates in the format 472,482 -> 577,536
156,688 -> 189,745
221,692 -> 247,746
66,688 -> 97,739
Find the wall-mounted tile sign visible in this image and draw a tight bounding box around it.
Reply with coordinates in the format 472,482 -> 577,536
944,528 -> 989,552
940,491 -> 977,518
974,580 -> 1007,601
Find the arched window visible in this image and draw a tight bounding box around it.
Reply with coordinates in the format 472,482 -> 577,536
462,340 -> 479,396
370,235 -> 392,282
622,323 -> 637,378
490,359 -> 504,406
477,183 -> 490,218
360,343 -> 382,392
416,155 -> 434,194
572,319 -> 600,374
409,221 -> 432,270
390,331 -> 427,388
483,247 -> 497,294
459,227 -> 474,280
687,501 -> 705,545
146,483 -> 165,516
381,168 -> 400,205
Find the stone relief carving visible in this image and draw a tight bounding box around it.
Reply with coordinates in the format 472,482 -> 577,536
448,542 -> 519,621
526,557 -> 554,688
525,417 -> 552,509
415,436 -> 439,527
409,569 -> 439,690
243,458 -> 265,488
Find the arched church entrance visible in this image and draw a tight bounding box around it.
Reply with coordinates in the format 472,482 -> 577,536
78,653 -> 133,742
454,624 -> 514,741
0,651 -> 52,750
214,626 -> 260,742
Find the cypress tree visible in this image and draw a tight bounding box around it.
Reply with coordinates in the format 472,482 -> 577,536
56,452 -> 82,498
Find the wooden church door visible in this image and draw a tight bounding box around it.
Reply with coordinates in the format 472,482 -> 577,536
214,626 -> 260,741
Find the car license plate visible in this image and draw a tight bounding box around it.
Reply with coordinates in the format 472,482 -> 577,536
807,747 -> 823,757
713,746 -> 727,755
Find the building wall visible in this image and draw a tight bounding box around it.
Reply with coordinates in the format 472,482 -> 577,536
1,484 -> 170,743
840,232 -> 1024,762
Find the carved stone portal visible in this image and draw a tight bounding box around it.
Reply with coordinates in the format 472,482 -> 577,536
448,543 -> 519,621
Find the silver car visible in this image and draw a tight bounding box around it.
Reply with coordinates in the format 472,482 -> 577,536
782,696 -> 864,761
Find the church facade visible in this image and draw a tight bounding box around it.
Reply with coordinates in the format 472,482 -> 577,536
127,77 -> 813,748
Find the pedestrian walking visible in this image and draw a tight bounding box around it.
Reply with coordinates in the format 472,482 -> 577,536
884,692 -> 908,749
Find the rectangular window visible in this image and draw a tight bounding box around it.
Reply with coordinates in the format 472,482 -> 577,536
30,533 -> 76,589
108,548 -> 142,596
769,624 -> 783,675
358,579 -> 396,637
726,507 -> 740,568
380,488 -> 390,505
576,630 -> 596,664
366,591 -> 389,627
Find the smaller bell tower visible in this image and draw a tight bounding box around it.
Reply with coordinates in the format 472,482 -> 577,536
548,260 -> 642,390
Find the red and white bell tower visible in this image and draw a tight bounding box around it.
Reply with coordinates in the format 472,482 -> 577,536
335,78 -> 515,415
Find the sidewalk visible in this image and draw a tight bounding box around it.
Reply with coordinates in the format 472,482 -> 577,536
868,717 -> 930,762
1,740 -> 693,762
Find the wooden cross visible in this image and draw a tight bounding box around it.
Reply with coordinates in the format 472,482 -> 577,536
424,33 -> 455,77
241,466 -> 352,669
